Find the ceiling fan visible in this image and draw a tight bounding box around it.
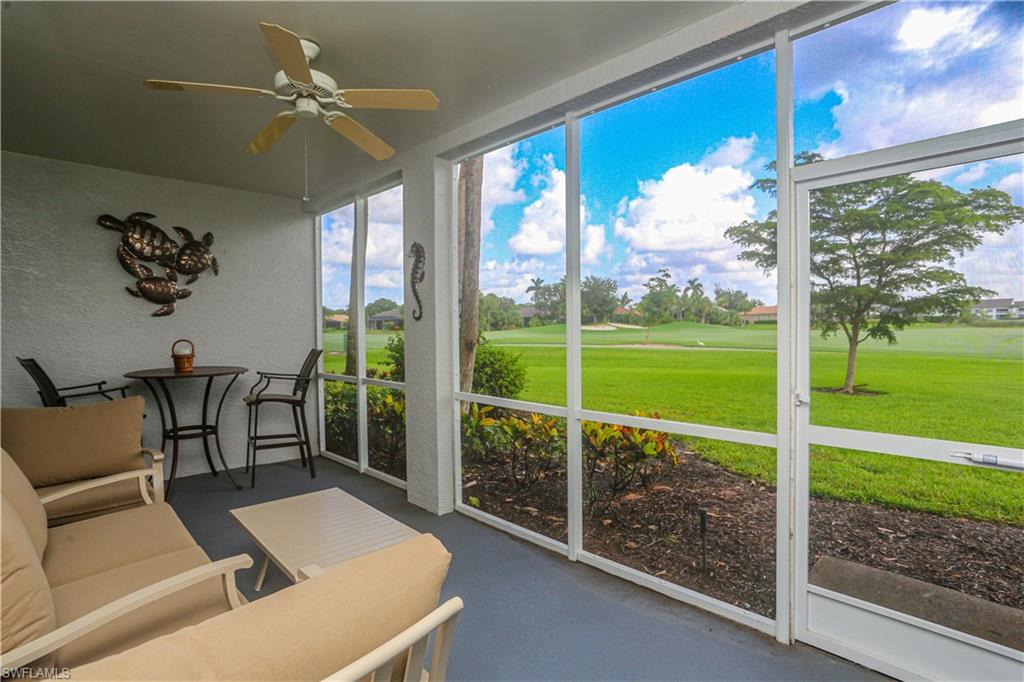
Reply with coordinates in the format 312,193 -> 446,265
144,22 -> 438,160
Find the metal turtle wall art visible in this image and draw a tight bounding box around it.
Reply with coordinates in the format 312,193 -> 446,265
97,212 -> 220,317
97,212 -> 179,266
118,244 -> 192,317
172,227 -> 219,284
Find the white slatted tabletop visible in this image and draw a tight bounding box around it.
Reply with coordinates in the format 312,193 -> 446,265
230,487 -> 419,590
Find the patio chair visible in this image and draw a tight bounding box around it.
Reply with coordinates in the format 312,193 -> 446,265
244,348 -> 322,487
16,357 -> 131,407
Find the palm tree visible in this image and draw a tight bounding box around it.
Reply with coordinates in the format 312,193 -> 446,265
683,277 -> 706,322
616,292 -> 632,323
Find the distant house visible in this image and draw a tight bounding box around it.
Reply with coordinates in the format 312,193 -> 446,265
740,305 -> 778,323
613,305 -> 640,322
518,305 -> 537,326
368,308 -> 403,330
324,313 -> 349,329
970,298 -> 1018,320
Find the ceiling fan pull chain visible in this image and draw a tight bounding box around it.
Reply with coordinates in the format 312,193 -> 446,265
302,121 -> 310,202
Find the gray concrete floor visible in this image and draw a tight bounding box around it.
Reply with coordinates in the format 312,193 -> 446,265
169,456 -> 883,681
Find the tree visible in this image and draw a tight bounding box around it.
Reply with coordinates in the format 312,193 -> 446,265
365,297 -> 399,318
581,276 -> 618,323
713,285 -> 763,313
345,222 -> 364,375
682,277 -> 707,322
458,156 -> 485,392
528,276 -> 566,324
639,268 -> 680,325
726,152 -> 1023,394
478,293 -> 523,331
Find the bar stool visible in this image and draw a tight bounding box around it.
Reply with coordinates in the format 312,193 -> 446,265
244,348 -> 322,487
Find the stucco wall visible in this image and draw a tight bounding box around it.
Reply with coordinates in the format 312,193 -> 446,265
1,151 -> 316,478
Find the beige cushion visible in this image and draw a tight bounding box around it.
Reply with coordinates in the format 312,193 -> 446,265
1,496 -> 56,656
43,502 -> 196,588
40,478 -> 149,526
1,397 -> 145,487
75,533 -> 452,681
1,448 -> 47,557
51,546 -> 234,668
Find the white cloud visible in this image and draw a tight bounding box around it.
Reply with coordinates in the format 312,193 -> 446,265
813,6 -> 1022,159
996,171 -> 1023,200
367,185 -> 404,270
895,4 -> 992,56
609,152 -> 779,303
582,225 -> 608,265
479,258 -> 544,302
365,270 -> 402,290
957,223 -> 1024,300
701,134 -> 758,169
509,166 -> 567,256
613,163 -> 756,252
481,145 -> 526,234
952,162 -> 990,185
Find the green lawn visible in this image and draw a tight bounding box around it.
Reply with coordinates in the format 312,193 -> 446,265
488,320 -> 1024,358
322,323 -> 1024,524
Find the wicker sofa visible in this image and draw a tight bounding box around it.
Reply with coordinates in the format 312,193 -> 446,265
0,398 -> 460,680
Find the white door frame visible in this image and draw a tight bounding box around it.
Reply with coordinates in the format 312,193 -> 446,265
791,120 -> 1024,680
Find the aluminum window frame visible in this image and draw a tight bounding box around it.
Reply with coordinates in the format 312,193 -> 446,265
317,183 -> 409,490
450,45 -> 785,635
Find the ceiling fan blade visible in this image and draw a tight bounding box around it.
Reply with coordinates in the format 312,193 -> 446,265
259,22 -> 313,85
145,80 -> 277,98
337,89 -> 440,111
245,114 -> 296,155
326,115 -> 395,160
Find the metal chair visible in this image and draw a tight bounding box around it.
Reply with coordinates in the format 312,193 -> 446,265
16,357 -> 131,407
244,348 -> 322,487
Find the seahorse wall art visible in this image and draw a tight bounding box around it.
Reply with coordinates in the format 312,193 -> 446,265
409,241 -> 425,321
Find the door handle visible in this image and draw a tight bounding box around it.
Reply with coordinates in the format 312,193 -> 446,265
794,392 -> 809,407
950,451 -> 1024,470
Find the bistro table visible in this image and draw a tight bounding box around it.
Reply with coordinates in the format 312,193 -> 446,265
124,365 -> 247,497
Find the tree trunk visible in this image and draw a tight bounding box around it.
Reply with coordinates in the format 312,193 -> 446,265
842,334 -> 860,394
458,156 -> 484,392
344,203 -> 366,377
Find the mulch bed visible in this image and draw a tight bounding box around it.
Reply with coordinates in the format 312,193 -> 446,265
462,450 -> 1024,620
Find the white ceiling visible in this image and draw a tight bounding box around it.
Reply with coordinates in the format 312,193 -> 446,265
1,2 -> 734,198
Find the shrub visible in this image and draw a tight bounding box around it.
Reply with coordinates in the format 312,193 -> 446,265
495,412 -> 565,489
383,333 -> 405,381
367,387 -> 406,474
323,381 -> 358,459
582,417 -> 679,513
472,342 -> 526,399
461,402 -> 499,462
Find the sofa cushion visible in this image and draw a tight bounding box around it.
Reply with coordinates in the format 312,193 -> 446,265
1,448 -> 47,557
43,502 -> 196,588
74,533 -> 452,681
1,397 -> 145,487
1,497 -> 56,656
40,478 -> 149,527
51,545 -> 234,668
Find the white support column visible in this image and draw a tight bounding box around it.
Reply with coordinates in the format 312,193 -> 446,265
355,197 -> 369,472
774,29 -> 796,646
403,153 -> 456,514
565,114 -> 583,560
314,214 -> 326,452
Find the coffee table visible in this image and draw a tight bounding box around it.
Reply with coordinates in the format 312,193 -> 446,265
230,487 -> 419,591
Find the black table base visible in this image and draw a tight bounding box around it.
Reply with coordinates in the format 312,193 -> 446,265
126,366 -> 247,498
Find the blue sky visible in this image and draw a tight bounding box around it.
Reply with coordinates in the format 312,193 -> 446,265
323,1 -> 1023,311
